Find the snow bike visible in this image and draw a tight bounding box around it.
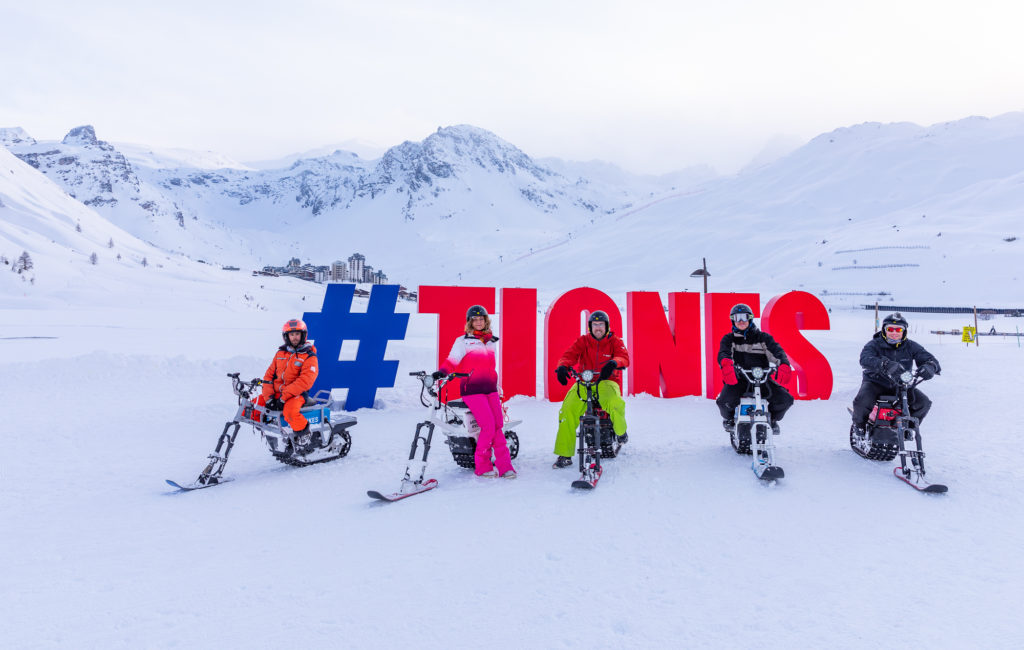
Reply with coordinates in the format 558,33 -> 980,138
567,367 -> 624,490
727,364 -> 784,481
409,370 -> 521,470
848,369 -> 947,493
166,372 -> 355,490
367,371 -> 522,502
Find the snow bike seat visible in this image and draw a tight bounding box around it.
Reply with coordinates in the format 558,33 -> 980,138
447,399 -> 468,409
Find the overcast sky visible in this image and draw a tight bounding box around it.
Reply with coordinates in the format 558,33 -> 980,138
3,0 -> 1023,174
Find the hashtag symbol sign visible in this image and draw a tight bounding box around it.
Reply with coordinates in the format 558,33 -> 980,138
303,284 -> 409,411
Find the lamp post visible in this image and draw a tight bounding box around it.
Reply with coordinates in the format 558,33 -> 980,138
689,257 -> 710,294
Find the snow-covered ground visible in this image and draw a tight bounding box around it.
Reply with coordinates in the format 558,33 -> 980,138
2,277 -> 1021,647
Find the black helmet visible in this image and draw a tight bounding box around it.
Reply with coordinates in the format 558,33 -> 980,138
588,310 -> 610,334
730,303 -> 754,322
466,305 -> 488,320
881,312 -> 909,342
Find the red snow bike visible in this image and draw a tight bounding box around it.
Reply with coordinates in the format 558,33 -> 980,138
848,369 -> 947,493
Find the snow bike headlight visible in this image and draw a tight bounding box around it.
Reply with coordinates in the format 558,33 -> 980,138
581,369 -> 595,382
900,371 -> 913,383
752,367 -> 764,380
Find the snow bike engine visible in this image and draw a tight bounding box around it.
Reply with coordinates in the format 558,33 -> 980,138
876,407 -> 900,421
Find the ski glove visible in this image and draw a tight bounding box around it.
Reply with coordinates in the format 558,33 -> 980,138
599,360 -> 617,381
265,397 -> 284,411
918,363 -> 936,380
882,360 -> 904,382
431,370 -> 446,381
555,365 -> 570,386
775,363 -> 792,384
721,358 -> 738,385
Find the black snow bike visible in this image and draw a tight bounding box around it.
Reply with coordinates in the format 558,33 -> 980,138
848,369 -> 947,493
567,367 -> 623,489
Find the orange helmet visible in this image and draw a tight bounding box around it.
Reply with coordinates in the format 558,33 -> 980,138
282,318 -> 308,345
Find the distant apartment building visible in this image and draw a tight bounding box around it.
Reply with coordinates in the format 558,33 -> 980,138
348,253 -> 366,282
330,260 -> 348,282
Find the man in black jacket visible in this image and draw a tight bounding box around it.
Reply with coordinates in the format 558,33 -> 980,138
851,313 -> 940,436
716,304 -> 795,434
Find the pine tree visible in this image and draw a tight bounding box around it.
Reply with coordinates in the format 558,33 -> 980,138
107,237 -> 114,248
76,222 -> 82,232
141,256 -> 148,267
16,251 -> 32,273
90,252 -> 98,265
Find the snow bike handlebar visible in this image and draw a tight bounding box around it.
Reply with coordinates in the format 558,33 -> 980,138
409,370 -> 469,407
567,366 -> 601,386
896,368 -> 927,390
735,363 -> 779,385
227,372 -> 264,403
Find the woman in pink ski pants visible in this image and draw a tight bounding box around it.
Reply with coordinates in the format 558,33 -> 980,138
436,305 -> 516,478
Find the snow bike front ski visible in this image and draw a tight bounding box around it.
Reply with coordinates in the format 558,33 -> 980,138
368,421 -> 439,502
167,372 -> 356,490
728,365 -> 784,481
165,417 -> 243,490
849,369 -> 947,493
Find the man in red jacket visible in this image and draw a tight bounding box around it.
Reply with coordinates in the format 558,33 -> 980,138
261,318 -> 319,436
551,310 -> 630,468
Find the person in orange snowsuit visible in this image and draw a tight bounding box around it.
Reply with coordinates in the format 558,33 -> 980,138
260,319 -> 319,435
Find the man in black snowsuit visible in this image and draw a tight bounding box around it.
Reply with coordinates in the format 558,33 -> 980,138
716,304 -> 795,434
851,312 -> 940,435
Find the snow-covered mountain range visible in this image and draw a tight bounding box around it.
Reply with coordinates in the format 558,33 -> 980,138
2,114 -> 1022,305
2,124 -> 674,278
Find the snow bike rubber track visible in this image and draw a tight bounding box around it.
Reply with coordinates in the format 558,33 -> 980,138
450,431 -> 520,469
270,426 -> 352,467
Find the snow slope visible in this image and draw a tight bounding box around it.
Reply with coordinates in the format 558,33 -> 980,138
467,114 -> 1024,306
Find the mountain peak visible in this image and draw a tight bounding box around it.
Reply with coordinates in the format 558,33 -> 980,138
62,125 -> 100,146
0,127 -> 36,147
